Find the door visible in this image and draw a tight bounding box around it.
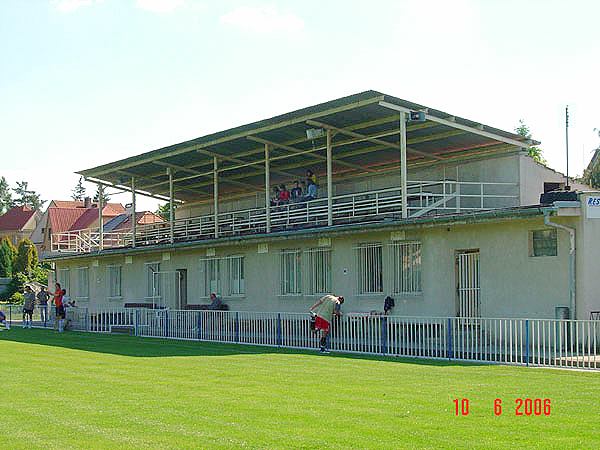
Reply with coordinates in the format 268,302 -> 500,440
456,250 -> 480,318
152,271 -> 182,309
176,269 -> 188,310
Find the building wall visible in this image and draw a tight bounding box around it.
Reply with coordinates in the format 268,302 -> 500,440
53,215 -> 575,319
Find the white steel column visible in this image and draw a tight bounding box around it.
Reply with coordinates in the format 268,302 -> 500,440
168,168 -> 174,243
97,184 -> 104,250
326,129 -> 333,226
399,112 -> 408,219
265,143 -> 271,233
131,177 -> 137,248
213,156 -> 219,238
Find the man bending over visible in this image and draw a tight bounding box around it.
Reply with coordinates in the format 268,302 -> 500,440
309,294 -> 344,353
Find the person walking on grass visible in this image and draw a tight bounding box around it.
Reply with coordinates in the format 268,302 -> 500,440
23,286 -> 35,329
309,294 -> 344,353
37,286 -> 50,324
53,283 -> 65,332
0,310 -> 10,330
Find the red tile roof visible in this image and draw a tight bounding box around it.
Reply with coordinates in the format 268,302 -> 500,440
47,203 -> 127,233
47,208 -> 87,234
69,208 -> 102,231
50,200 -> 126,214
0,206 -> 36,231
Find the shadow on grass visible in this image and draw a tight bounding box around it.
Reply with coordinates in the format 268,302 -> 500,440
0,327 -> 486,367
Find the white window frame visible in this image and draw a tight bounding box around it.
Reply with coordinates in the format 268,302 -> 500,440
107,265 -> 122,299
280,249 -> 302,296
145,262 -> 160,300
58,268 -> 70,295
75,267 -> 89,301
199,255 -> 245,298
304,248 -> 332,295
355,243 -> 383,295
390,241 -> 422,295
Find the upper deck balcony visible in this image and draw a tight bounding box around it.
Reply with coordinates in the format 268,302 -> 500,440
50,91 -> 533,255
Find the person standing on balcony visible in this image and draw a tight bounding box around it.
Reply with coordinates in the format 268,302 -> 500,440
270,186 -> 281,206
37,286 -> 50,324
278,184 -> 290,205
23,286 -> 35,329
309,294 -> 344,353
303,179 -> 318,202
306,169 -> 317,186
290,181 -> 302,202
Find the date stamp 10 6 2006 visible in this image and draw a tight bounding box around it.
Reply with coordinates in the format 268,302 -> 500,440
453,398 -> 551,416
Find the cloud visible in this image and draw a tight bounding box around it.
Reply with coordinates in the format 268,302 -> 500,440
50,0 -> 103,13
220,5 -> 304,34
135,0 -> 186,13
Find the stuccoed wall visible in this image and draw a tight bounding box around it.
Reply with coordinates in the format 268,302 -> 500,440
53,215 -> 575,319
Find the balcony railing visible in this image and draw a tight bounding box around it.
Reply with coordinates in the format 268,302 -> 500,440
51,180 -> 518,253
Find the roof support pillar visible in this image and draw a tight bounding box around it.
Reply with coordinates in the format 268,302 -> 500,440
326,129 -> 333,226
131,177 -> 137,248
168,168 -> 174,244
265,144 -> 271,233
399,112 -> 408,219
213,157 -> 219,238
97,184 -> 104,251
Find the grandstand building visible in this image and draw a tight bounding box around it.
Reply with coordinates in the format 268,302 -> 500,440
45,91 -> 600,319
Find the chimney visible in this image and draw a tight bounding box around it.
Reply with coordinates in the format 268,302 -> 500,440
84,197 -> 91,208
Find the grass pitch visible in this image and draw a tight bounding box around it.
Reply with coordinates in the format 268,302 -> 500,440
1,328 -> 599,449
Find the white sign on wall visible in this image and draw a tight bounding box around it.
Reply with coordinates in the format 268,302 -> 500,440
586,196 -> 600,219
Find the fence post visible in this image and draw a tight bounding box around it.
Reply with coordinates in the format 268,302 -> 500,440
134,309 -> 138,337
277,313 -> 282,347
447,318 -> 453,360
381,316 -> 388,355
197,312 -> 202,340
525,319 -> 529,367
235,312 -> 240,343
165,310 -> 169,338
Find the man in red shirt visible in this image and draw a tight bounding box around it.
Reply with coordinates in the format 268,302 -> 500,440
53,283 -> 66,332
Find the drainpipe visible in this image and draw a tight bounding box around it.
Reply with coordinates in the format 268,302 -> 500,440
543,209 -> 576,319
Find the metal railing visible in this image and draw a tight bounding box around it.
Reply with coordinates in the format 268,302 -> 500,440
51,180 -> 518,253
5,305 -> 599,370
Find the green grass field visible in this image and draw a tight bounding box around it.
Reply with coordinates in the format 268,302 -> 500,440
1,328 -> 599,449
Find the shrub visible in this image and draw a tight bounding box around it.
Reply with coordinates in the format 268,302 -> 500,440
9,292 -> 24,304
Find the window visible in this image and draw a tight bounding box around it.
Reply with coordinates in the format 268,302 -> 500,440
391,242 -> 422,294
304,248 -> 331,295
75,267 -> 89,300
58,268 -> 70,295
280,249 -> 302,295
200,258 -> 220,296
145,262 -> 160,298
228,256 -> 245,296
531,229 -> 557,257
107,266 -> 122,298
356,243 -> 383,294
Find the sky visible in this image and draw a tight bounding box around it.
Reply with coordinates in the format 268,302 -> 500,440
1,0 -> 599,212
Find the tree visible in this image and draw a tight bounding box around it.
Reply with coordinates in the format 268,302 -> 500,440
93,185 -> 111,204
156,203 -> 171,221
71,177 -> 87,201
12,181 -> 45,210
0,237 -> 15,277
0,176 -> 13,214
13,239 -> 37,276
515,120 -> 546,165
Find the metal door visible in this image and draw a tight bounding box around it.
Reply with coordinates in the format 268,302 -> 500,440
152,271 -> 182,309
456,250 -> 480,317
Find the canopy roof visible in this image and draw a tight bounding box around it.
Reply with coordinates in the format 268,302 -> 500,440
78,90 -> 536,203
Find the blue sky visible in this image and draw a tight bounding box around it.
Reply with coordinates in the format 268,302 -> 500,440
1,0 -> 599,211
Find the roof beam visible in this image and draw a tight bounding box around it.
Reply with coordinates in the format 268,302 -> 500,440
378,101 -> 530,149
307,119 -> 444,161
247,136 -> 378,173
197,148 -> 297,178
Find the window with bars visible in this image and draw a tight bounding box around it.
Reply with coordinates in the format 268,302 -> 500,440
304,248 -> 331,295
201,258 -> 221,296
58,268 -> 70,295
530,229 -> 557,257
228,256 -> 245,296
107,265 -> 122,298
356,243 -> 383,294
390,242 -> 422,294
145,262 -> 160,298
280,249 -> 302,295
75,267 -> 89,300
